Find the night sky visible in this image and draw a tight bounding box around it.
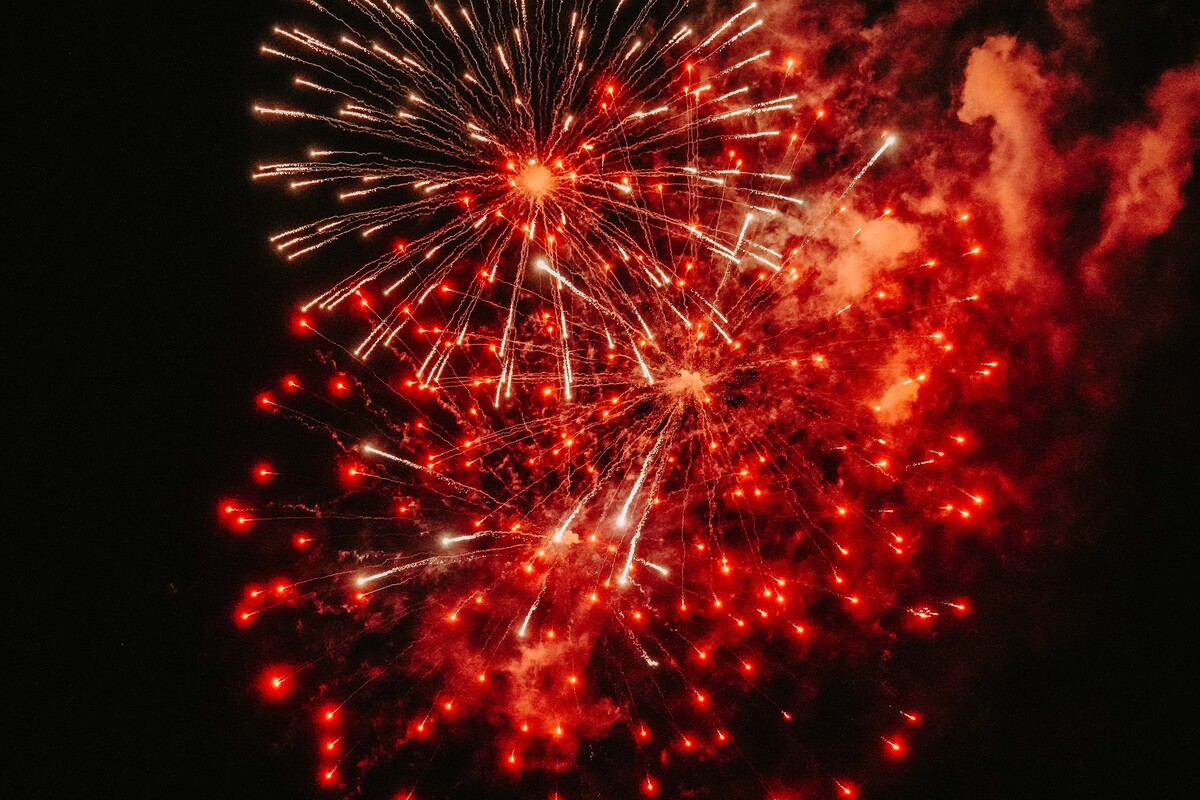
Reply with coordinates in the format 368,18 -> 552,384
30,1 -> 1198,798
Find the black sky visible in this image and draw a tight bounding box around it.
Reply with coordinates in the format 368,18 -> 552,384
26,1 -> 1198,798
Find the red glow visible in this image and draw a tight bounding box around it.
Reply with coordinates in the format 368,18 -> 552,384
291,315 -> 313,336
339,461 -> 365,486
329,375 -> 351,397
233,604 -> 255,629
259,665 -> 297,701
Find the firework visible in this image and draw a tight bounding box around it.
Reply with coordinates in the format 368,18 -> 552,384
231,1 -> 998,797
254,0 -> 814,401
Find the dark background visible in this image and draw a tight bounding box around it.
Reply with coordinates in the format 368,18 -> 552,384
26,1 -> 1196,797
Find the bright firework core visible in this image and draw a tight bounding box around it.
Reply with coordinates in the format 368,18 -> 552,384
514,161 -> 556,200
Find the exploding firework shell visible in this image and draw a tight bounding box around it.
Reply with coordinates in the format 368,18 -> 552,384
233,1 -> 998,796
255,0 -> 805,402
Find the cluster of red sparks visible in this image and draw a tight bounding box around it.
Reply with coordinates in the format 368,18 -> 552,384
226,1 -> 1003,796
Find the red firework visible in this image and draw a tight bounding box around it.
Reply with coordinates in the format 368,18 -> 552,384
230,1 -> 1001,797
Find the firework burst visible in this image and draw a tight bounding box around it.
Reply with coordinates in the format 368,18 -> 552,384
253,0 -> 821,400
230,1 -> 1001,797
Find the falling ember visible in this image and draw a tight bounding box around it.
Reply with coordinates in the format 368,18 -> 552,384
230,0 -> 1004,797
